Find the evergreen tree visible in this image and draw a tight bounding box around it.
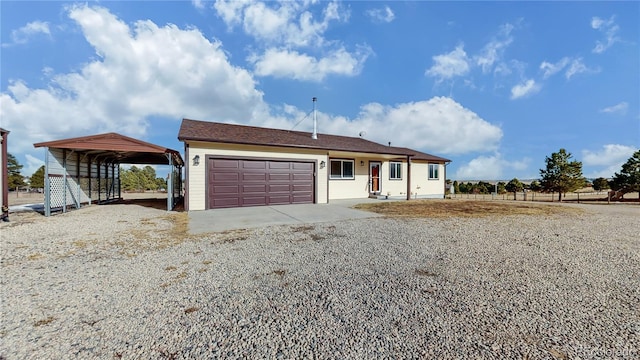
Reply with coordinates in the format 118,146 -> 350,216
30,165 -> 45,189
528,180 -> 542,192
610,150 -> 640,199
592,177 -> 610,192
7,153 -> 26,190
540,149 -> 586,201
505,178 -> 524,200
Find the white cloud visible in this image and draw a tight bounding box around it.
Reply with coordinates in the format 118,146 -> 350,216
582,144 -> 637,167
475,23 -> 514,73
454,155 -> 503,180
213,0 -> 361,81
565,58 -> 591,79
591,16 -> 620,54
539,57 -> 596,80
365,6 -> 395,23
540,57 -> 570,79
0,5 -> 265,155
5,21 -> 51,46
599,102 -> 629,115
192,0 -> 206,10
320,96 -> 502,155
425,45 -> 470,81
24,154 -> 45,177
582,144 -> 638,178
510,79 -> 540,99
453,153 -> 531,180
250,46 -> 371,81
214,1 -> 347,46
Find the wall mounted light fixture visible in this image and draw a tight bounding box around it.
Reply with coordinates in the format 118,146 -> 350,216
360,160 -> 365,166
193,155 -> 200,166
320,160 -> 326,169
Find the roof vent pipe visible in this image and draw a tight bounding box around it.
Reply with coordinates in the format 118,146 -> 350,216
312,97 -> 318,140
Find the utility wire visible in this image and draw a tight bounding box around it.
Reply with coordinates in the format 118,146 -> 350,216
290,109 -> 314,131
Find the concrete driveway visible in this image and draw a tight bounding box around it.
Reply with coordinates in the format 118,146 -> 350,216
188,199 -> 382,234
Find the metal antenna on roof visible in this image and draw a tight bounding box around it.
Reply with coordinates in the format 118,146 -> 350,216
312,97 -> 318,140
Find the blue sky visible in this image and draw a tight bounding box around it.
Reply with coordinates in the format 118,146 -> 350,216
1,1 -> 638,181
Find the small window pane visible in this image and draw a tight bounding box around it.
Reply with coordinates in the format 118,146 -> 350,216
390,162 -> 401,179
330,160 -> 342,177
342,161 -> 353,178
429,164 -> 439,179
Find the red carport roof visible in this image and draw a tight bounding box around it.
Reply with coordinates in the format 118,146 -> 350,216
34,132 -> 183,166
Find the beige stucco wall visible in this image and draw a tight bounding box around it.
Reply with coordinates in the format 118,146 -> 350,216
185,141 -> 329,210
410,162 -> 446,199
327,157 -> 410,200
184,141 -> 447,209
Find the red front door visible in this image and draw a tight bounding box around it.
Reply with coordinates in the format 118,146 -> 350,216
369,162 -> 381,193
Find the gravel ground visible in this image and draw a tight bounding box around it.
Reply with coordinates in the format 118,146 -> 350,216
0,203 -> 638,359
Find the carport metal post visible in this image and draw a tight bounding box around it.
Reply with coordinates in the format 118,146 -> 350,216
44,148 -> 51,217
76,152 -> 81,209
62,149 -> 67,213
166,154 -> 173,211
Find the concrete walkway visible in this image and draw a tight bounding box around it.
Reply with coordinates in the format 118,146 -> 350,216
188,199 -> 382,234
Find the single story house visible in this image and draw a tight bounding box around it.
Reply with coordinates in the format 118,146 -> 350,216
178,119 -> 451,211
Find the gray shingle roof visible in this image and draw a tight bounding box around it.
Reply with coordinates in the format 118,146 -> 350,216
178,119 -> 450,163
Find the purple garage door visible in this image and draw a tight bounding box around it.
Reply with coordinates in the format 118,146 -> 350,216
208,158 -> 315,209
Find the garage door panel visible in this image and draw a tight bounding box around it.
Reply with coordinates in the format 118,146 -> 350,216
212,172 -> 239,181
243,173 -> 267,181
212,197 -> 241,208
292,173 -> 313,181
268,173 -> 291,181
268,195 -> 292,204
242,196 -> 268,206
208,158 -> 315,209
292,184 -> 313,192
242,161 -> 267,169
292,194 -> 313,203
268,162 -> 291,170
269,184 -> 291,192
242,184 -> 267,193
212,159 -> 240,169
292,162 -> 313,170
212,185 -> 239,194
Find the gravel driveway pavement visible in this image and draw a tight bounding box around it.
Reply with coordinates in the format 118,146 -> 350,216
1,203 -> 638,359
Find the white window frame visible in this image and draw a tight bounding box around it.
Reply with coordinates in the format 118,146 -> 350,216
329,159 -> 355,179
389,161 -> 402,180
428,163 -> 439,180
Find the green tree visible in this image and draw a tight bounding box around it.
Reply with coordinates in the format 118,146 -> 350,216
30,165 -> 45,189
121,166 -> 145,192
496,182 -> 507,194
610,150 -> 640,199
505,178 -> 524,200
540,148 -> 586,201
453,180 -> 460,194
7,153 -> 26,190
155,177 -> 167,191
528,180 -> 542,192
141,166 -> 157,191
592,177 -> 610,192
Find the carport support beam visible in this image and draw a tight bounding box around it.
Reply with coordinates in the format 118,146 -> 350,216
406,155 -> 412,201
166,154 -> 173,211
44,148 -> 51,217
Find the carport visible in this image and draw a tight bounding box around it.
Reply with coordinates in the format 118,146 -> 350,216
34,133 -> 183,216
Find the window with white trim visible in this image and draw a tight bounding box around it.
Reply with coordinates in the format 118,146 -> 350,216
389,162 -> 402,180
330,159 -> 354,179
428,164 -> 439,180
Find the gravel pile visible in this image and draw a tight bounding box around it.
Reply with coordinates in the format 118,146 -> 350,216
1,203 -> 638,359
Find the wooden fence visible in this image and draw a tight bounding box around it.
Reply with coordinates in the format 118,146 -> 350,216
450,191 -> 639,204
